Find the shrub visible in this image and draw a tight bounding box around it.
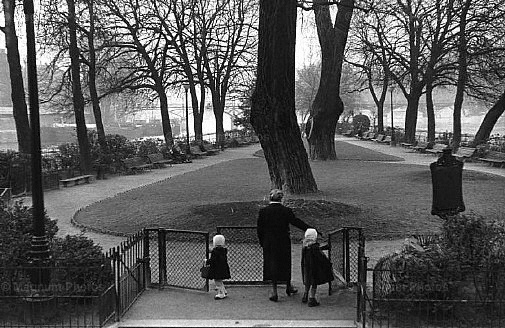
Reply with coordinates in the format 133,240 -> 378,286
0,201 -> 58,265
377,214 -> 505,303
51,235 -> 113,295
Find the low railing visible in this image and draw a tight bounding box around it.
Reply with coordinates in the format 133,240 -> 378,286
328,227 -> 364,290
357,262 -> 505,327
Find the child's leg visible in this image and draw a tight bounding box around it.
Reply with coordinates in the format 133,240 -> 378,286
309,284 -> 317,298
214,279 -> 226,299
308,284 -> 320,307
302,284 -> 310,303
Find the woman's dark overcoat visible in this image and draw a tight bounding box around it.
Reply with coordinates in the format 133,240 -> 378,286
257,203 -> 311,282
301,243 -> 334,286
207,246 -> 231,280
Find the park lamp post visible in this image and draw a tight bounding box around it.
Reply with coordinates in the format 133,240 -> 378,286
389,85 -> 395,146
182,83 -> 191,154
24,0 -> 51,285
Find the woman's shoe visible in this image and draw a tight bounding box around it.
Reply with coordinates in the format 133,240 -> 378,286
269,295 -> 278,302
301,292 -> 308,303
308,298 -> 320,307
286,286 -> 298,296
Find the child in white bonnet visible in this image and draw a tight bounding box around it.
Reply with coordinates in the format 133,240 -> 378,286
301,228 -> 334,307
205,234 -> 231,299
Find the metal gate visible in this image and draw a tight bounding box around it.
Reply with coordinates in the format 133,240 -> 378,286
144,228 -> 209,291
328,227 -> 364,293
216,226 -> 265,284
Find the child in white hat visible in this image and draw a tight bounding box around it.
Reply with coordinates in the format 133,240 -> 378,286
301,228 -> 334,307
205,234 -> 231,299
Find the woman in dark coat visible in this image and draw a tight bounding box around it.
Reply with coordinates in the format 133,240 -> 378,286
257,189 -> 312,302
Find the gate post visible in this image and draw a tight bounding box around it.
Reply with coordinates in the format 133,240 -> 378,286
344,228 -> 350,283
143,229 -> 151,287
158,229 -> 167,286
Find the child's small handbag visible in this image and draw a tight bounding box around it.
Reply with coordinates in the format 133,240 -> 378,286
200,263 -> 210,279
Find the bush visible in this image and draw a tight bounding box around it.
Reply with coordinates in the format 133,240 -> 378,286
377,214 -> 505,302
51,235 -> 113,295
0,201 -> 58,265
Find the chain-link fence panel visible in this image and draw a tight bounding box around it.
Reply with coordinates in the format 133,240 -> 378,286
164,230 -> 209,291
329,228 -> 345,286
348,227 -> 363,283
216,226 -> 265,284
143,229 -> 161,285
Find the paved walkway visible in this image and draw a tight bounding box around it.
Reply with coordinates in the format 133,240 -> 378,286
20,138 -> 505,327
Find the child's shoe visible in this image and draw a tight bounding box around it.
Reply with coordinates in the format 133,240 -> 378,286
308,298 -> 320,307
214,287 -> 227,300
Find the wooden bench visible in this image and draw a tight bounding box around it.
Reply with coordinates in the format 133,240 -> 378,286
411,141 -> 429,153
400,142 -> 414,148
378,136 -> 392,144
453,147 -> 476,161
372,134 -> 385,142
123,157 -> 153,174
361,132 -> 374,140
425,143 -> 447,155
60,174 -> 93,187
147,153 -> 175,168
200,145 -> 220,156
343,129 -> 354,137
190,146 -> 208,158
478,150 -> 505,168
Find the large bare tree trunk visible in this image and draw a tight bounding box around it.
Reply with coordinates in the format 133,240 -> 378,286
67,0 -> 91,174
2,0 -> 31,153
87,0 -> 106,148
473,91 -> 505,145
404,90 -> 422,144
306,0 -> 354,160
212,97 -> 225,149
251,0 -> 317,194
193,85 -> 205,145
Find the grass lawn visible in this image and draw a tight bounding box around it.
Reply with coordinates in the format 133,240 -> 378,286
74,141 -> 505,241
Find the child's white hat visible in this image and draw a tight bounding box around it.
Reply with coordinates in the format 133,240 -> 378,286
304,228 -> 318,240
213,234 -> 225,247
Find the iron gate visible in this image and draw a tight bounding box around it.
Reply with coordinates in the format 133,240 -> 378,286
328,227 -> 364,293
144,228 -> 209,291
216,226 -> 265,284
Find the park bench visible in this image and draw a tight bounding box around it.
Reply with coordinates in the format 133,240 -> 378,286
378,136 -> 392,144
190,146 -> 208,158
372,134 -> 385,143
425,143 -> 447,155
453,147 -> 477,161
123,157 -> 153,174
343,129 -> 354,137
60,174 -> 93,187
411,141 -> 429,153
200,145 -> 220,156
361,131 -> 374,140
400,141 -> 414,148
478,150 -> 505,168
147,153 -> 175,168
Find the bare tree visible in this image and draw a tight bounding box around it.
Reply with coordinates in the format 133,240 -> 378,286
1,0 -> 31,153
251,0 -> 317,193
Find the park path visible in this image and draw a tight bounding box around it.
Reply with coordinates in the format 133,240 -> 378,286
21,145 -> 260,251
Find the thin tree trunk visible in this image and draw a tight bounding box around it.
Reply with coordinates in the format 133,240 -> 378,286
307,0 -> 354,160
404,92 -> 421,144
426,82 -> 436,144
251,0 -> 317,194
473,90 -> 505,145
158,88 -> 174,148
67,0 -> 91,174
87,0 -> 106,148
193,86 -> 205,145
453,0 -> 471,150
2,0 -> 31,153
